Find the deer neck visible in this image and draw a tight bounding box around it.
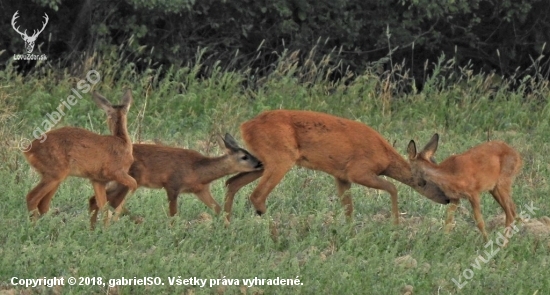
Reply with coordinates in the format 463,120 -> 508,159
194,155 -> 234,184
419,164 -> 462,197
383,153 -> 417,187
111,116 -> 131,145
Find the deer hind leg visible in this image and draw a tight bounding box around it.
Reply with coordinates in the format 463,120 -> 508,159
491,180 -> 517,234
335,178 -> 353,218
445,199 -> 460,233
107,184 -> 131,214
26,177 -> 64,221
194,186 -> 222,215
110,171 -> 138,220
113,171 -> 138,192
248,160 -> 294,216
224,170 -> 263,222
91,181 -> 109,229
37,181 -> 61,215
501,155 -> 521,222
89,183 -> 131,226
349,173 -> 399,225
467,194 -> 488,242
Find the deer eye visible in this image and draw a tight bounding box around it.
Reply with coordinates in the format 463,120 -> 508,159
241,155 -> 249,161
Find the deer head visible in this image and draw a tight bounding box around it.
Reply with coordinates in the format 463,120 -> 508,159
11,11 -> 49,53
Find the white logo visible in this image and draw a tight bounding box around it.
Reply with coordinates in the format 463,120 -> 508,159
11,10 -> 48,60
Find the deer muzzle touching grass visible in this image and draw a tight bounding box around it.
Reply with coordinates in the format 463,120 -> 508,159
88,133 -> 262,223
23,90 -> 137,229
407,133 -> 522,241
224,110 -> 450,224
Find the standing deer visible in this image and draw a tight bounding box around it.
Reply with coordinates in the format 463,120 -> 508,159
11,11 -> 49,53
88,134 -> 263,223
23,90 -> 137,228
224,110 -> 450,224
407,134 -> 522,241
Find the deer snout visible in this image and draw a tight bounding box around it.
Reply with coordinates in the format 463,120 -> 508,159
255,161 -> 264,169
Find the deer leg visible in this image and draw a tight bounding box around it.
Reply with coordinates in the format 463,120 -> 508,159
335,178 -> 353,219
111,196 -> 127,222
88,195 -> 100,227
349,173 -> 400,225
224,170 -> 263,222
89,183 -> 132,225
107,184 -> 131,214
113,171 -> 138,192
194,186 -> 222,215
491,182 -> 517,236
88,196 -> 100,228
445,199 -> 460,233
26,177 -> 63,221
468,194 -> 488,242
110,171 -> 137,221
164,187 -> 180,217
109,186 -> 131,222
90,181 -> 109,229
248,161 -> 294,216
37,181 -> 61,214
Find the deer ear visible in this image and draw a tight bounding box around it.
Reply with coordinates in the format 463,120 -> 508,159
92,91 -> 113,114
407,140 -> 417,160
120,89 -> 133,114
420,133 -> 439,160
223,133 -> 240,152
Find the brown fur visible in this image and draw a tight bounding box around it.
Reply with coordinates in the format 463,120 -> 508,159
88,134 -> 262,222
407,133 -> 522,240
224,110 -> 450,224
23,90 -> 137,228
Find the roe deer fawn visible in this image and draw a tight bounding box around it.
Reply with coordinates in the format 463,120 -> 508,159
224,110 -> 450,224
88,133 -> 262,222
407,133 -> 522,241
23,90 -> 137,228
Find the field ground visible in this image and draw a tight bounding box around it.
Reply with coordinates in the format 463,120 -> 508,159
1,59 -> 549,294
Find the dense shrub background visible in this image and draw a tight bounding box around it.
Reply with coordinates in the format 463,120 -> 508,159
1,0 -> 550,83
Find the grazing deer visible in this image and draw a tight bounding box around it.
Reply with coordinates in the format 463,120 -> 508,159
23,90 -> 137,228
407,134 -> 522,241
88,134 -> 263,223
224,110 -> 450,224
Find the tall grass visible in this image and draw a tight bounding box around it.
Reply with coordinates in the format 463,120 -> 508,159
1,47 -> 549,294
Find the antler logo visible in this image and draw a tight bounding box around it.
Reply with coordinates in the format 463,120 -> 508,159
11,11 -> 49,53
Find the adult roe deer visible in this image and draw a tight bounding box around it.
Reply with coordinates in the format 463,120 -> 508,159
407,133 -> 522,241
23,90 -> 137,228
224,110 -> 450,224
88,133 -> 263,222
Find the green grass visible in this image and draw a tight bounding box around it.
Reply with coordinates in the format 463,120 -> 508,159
1,54 -> 549,294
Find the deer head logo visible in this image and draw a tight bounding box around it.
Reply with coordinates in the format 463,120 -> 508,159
11,11 -> 49,53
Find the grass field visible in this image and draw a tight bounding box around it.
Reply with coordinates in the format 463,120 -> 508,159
1,54 -> 549,294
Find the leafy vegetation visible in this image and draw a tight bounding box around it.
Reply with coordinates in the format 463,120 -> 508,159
2,0 -> 549,82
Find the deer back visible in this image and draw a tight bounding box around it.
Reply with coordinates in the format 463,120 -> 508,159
23,90 -> 134,182
241,110 -> 398,177
125,136 -> 262,191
